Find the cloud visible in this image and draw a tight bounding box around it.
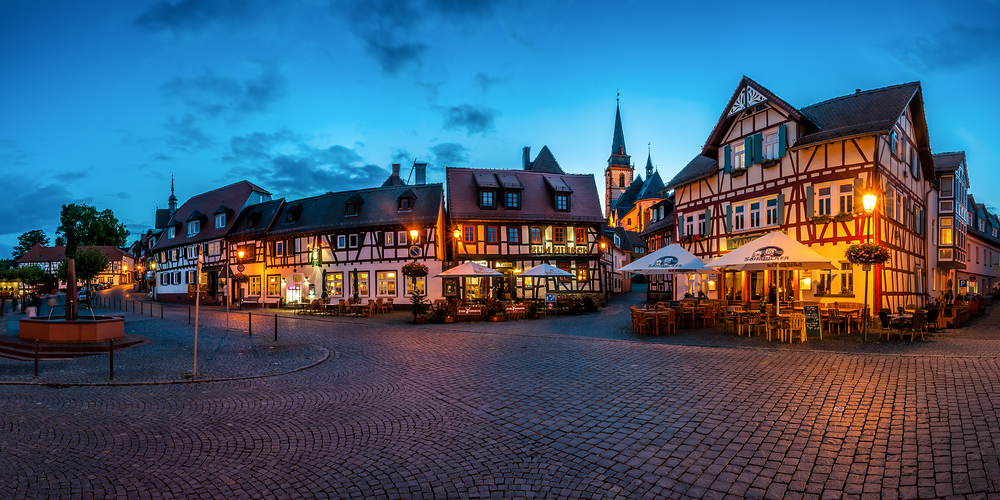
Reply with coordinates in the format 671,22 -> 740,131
163,114 -> 215,152
890,23 -> 1000,71
153,153 -> 175,162
430,142 -> 468,167
134,0 -> 261,33
474,72 -> 507,92
223,130 -> 389,198
160,65 -> 287,121
0,184 -> 93,240
392,149 -> 412,163
0,139 -> 29,168
337,0 -> 506,74
436,104 -> 498,135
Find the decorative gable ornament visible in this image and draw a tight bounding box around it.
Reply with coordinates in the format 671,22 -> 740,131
728,86 -> 768,117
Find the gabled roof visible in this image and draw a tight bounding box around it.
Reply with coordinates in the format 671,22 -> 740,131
213,203 -> 233,215
186,208 -> 206,222
227,199 -> 285,240
933,151 -> 966,172
265,184 -> 443,238
526,145 -> 565,174
605,226 -> 633,252
640,198 -> 675,237
447,167 -> 603,223
795,82 -> 921,149
496,173 -> 523,189
623,230 -> 646,250
17,244 -> 131,264
154,208 -> 172,230
152,180 -> 270,251
663,155 -> 717,192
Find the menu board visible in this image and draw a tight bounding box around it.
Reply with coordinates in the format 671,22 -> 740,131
804,305 -> 822,339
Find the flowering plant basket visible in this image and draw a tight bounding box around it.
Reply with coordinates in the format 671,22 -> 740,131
845,243 -> 891,265
680,234 -> 706,244
810,214 -> 833,224
402,261 -> 429,278
232,273 -> 250,284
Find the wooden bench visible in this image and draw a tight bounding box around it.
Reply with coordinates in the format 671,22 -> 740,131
240,296 -> 261,309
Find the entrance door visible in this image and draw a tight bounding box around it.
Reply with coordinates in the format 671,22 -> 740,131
287,274 -> 304,303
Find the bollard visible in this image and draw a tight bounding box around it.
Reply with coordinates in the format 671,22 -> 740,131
34,339 -> 39,379
109,338 -> 114,380
274,314 -> 278,341
248,312 -> 252,336
160,304 -> 163,319
189,306 -> 191,325
141,302 -> 144,315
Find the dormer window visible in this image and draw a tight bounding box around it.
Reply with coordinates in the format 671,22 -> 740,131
345,194 -> 363,216
285,203 -> 304,223
286,212 -> 295,223
480,190 -> 496,209
346,203 -> 358,216
167,227 -> 176,239
555,194 -> 569,211
505,191 -> 520,210
398,197 -> 412,211
187,220 -> 199,235
215,214 -> 225,228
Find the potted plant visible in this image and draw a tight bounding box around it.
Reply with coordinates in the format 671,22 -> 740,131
810,214 -> 834,224
402,261 -> 429,323
833,212 -> 855,223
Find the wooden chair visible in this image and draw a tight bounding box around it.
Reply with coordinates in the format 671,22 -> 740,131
696,306 -> 715,327
365,300 -> 376,317
907,309 -> 926,342
386,298 -> 394,312
633,309 -> 654,336
825,307 -> 847,335
781,313 -> 806,343
763,313 -> 781,341
660,310 -> 676,335
376,298 -> 386,314
723,306 -> 742,333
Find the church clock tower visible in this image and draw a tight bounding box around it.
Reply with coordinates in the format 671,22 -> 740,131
605,97 -> 633,218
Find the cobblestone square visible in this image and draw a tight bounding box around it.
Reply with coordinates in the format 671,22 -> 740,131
3,288 -> 1000,499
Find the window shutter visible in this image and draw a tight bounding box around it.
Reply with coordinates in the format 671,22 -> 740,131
778,124 -> 787,158
914,153 -> 921,180
744,137 -> 753,167
853,179 -> 865,213
753,133 -> 763,164
777,193 -> 785,225
678,215 -> 684,238
725,204 -> 733,232
703,208 -> 711,236
724,145 -> 732,173
806,185 -> 815,219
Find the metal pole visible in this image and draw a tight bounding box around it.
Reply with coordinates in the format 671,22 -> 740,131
248,311 -> 252,337
34,339 -> 39,378
188,306 -> 191,325
194,251 -> 202,377
141,302 -> 143,315
863,211 -> 872,342
274,313 -> 278,341
226,241 -> 230,331
160,303 -> 163,319
109,338 -> 114,380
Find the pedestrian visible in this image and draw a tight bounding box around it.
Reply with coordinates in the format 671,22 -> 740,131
10,296 -> 17,315
768,283 -> 778,306
26,294 -> 39,317
47,292 -> 57,311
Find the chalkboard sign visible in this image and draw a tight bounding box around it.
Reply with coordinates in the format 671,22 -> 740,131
804,305 -> 822,339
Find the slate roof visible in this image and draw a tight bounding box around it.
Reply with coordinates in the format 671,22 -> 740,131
663,155 -> 717,192
623,230 -> 646,251
795,82 -> 921,149
17,243 -> 131,264
526,146 -> 565,174
154,208 -> 172,230
610,170 -> 667,219
933,151 -> 965,172
605,226 -> 633,252
265,184 -> 443,238
611,104 -> 627,156
640,198 -> 676,237
447,167 -> 604,223
152,180 -> 271,251
226,199 -> 285,240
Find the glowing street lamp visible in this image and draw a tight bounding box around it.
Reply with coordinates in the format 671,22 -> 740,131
410,229 -> 419,242
862,191 -> 878,342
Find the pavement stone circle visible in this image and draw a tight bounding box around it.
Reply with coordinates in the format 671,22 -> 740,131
1,286 -> 1000,498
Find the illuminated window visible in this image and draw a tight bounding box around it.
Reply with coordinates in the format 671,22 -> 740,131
406,277 -> 426,296
463,225 -> 476,243
325,272 -> 343,297
377,271 -> 396,296
267,275 -> 281,295
575,228 -> 586,245
385,232 -> 394,247
554,227 -> 565,244
577,262 -> 588,282
248,276 -> 261,296
356,272 -> 369,296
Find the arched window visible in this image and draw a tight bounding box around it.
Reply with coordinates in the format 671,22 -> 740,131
619,173 -> 625,186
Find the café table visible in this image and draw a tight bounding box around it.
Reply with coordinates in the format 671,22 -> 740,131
649,309 -> 675,335
348,302 -> 367,317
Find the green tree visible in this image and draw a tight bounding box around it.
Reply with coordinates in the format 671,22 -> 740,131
0,265 -> 52,288
56,248 -> 109,303
12,229 -> 50,260
54,204 -> 130,248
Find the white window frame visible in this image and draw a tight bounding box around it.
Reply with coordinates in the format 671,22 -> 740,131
766,198 -> 778,225
838,183 -> 854,214
762,130 -> 779,160
749,200 -> 761,228
685,215 -> 694,236
817,186 -> 833,216
397,231 -> 406,246
326,272 -> 344,297
167,227 -> 176,239
376,271 -> 397,296
215,213 -> 225,229
349,234 -> 359,248
337,235 -> 346,249
734,205 -> 745,231
248,276 -> 261,296
732,142 -> 745,170
187,220 -> 200,236
697,213 -> 706,235
385,232 -> 394,247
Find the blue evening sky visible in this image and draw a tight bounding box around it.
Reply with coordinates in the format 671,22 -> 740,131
1,0 -> 998,257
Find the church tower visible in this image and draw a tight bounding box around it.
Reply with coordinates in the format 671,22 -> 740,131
605,97 -> 633,218
167,175 -> 178,216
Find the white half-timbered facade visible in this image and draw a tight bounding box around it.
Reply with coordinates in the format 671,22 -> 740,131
664,77 -> 935,311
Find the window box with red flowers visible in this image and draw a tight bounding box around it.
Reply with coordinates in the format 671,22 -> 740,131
680,234 -> 707,244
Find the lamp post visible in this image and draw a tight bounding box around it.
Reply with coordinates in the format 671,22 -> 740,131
862,192 -> 878,342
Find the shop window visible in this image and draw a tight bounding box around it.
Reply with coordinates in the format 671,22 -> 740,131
377,271 -> 397,296
326,272 -> 343,297
356,272 -> 369,296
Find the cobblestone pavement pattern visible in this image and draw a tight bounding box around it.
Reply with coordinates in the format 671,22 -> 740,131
2,286 -> 1000,499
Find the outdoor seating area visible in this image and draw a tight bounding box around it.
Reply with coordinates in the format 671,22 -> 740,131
290,298 -> 395,317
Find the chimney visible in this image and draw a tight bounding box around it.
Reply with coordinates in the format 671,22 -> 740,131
414,162 -> 427,185
391,163 -> 401,185
522,146 -> 531,170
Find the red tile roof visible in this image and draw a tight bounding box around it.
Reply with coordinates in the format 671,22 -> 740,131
152,180 -> 270,252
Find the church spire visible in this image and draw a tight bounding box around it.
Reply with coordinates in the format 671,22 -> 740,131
646,144 -> 653,178
611,96 -> 626,157
168,175 -> 178,215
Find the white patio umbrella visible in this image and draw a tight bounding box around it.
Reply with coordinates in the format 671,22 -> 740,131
705,231 -> 836,314
520,263 -> 574,277
617,244 -> 711,274
433,262 -> 504,278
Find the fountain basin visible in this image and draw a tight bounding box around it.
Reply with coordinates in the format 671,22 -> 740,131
20,316 -> 125,343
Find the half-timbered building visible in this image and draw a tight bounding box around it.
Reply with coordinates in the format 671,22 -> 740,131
928,151 -> 970,299
151,180 -> 273,303
17,244 -> 134,286
639,197 -> 676,301
260,178 -> 446,305
225,198 -> 285,306
446,146 -> 606,301
664,77 -> 935,310
963,194 -> 1000,296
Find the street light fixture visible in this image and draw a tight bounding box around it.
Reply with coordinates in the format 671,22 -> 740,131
410,229 -> 419,242
862,191 -> 878,342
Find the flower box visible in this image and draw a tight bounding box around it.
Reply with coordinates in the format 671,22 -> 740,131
845,243 -> 891,265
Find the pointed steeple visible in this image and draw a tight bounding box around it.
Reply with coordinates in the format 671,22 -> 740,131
167,175 -> 178,215
646,145 -> 653,178
611,97 -> 626,157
